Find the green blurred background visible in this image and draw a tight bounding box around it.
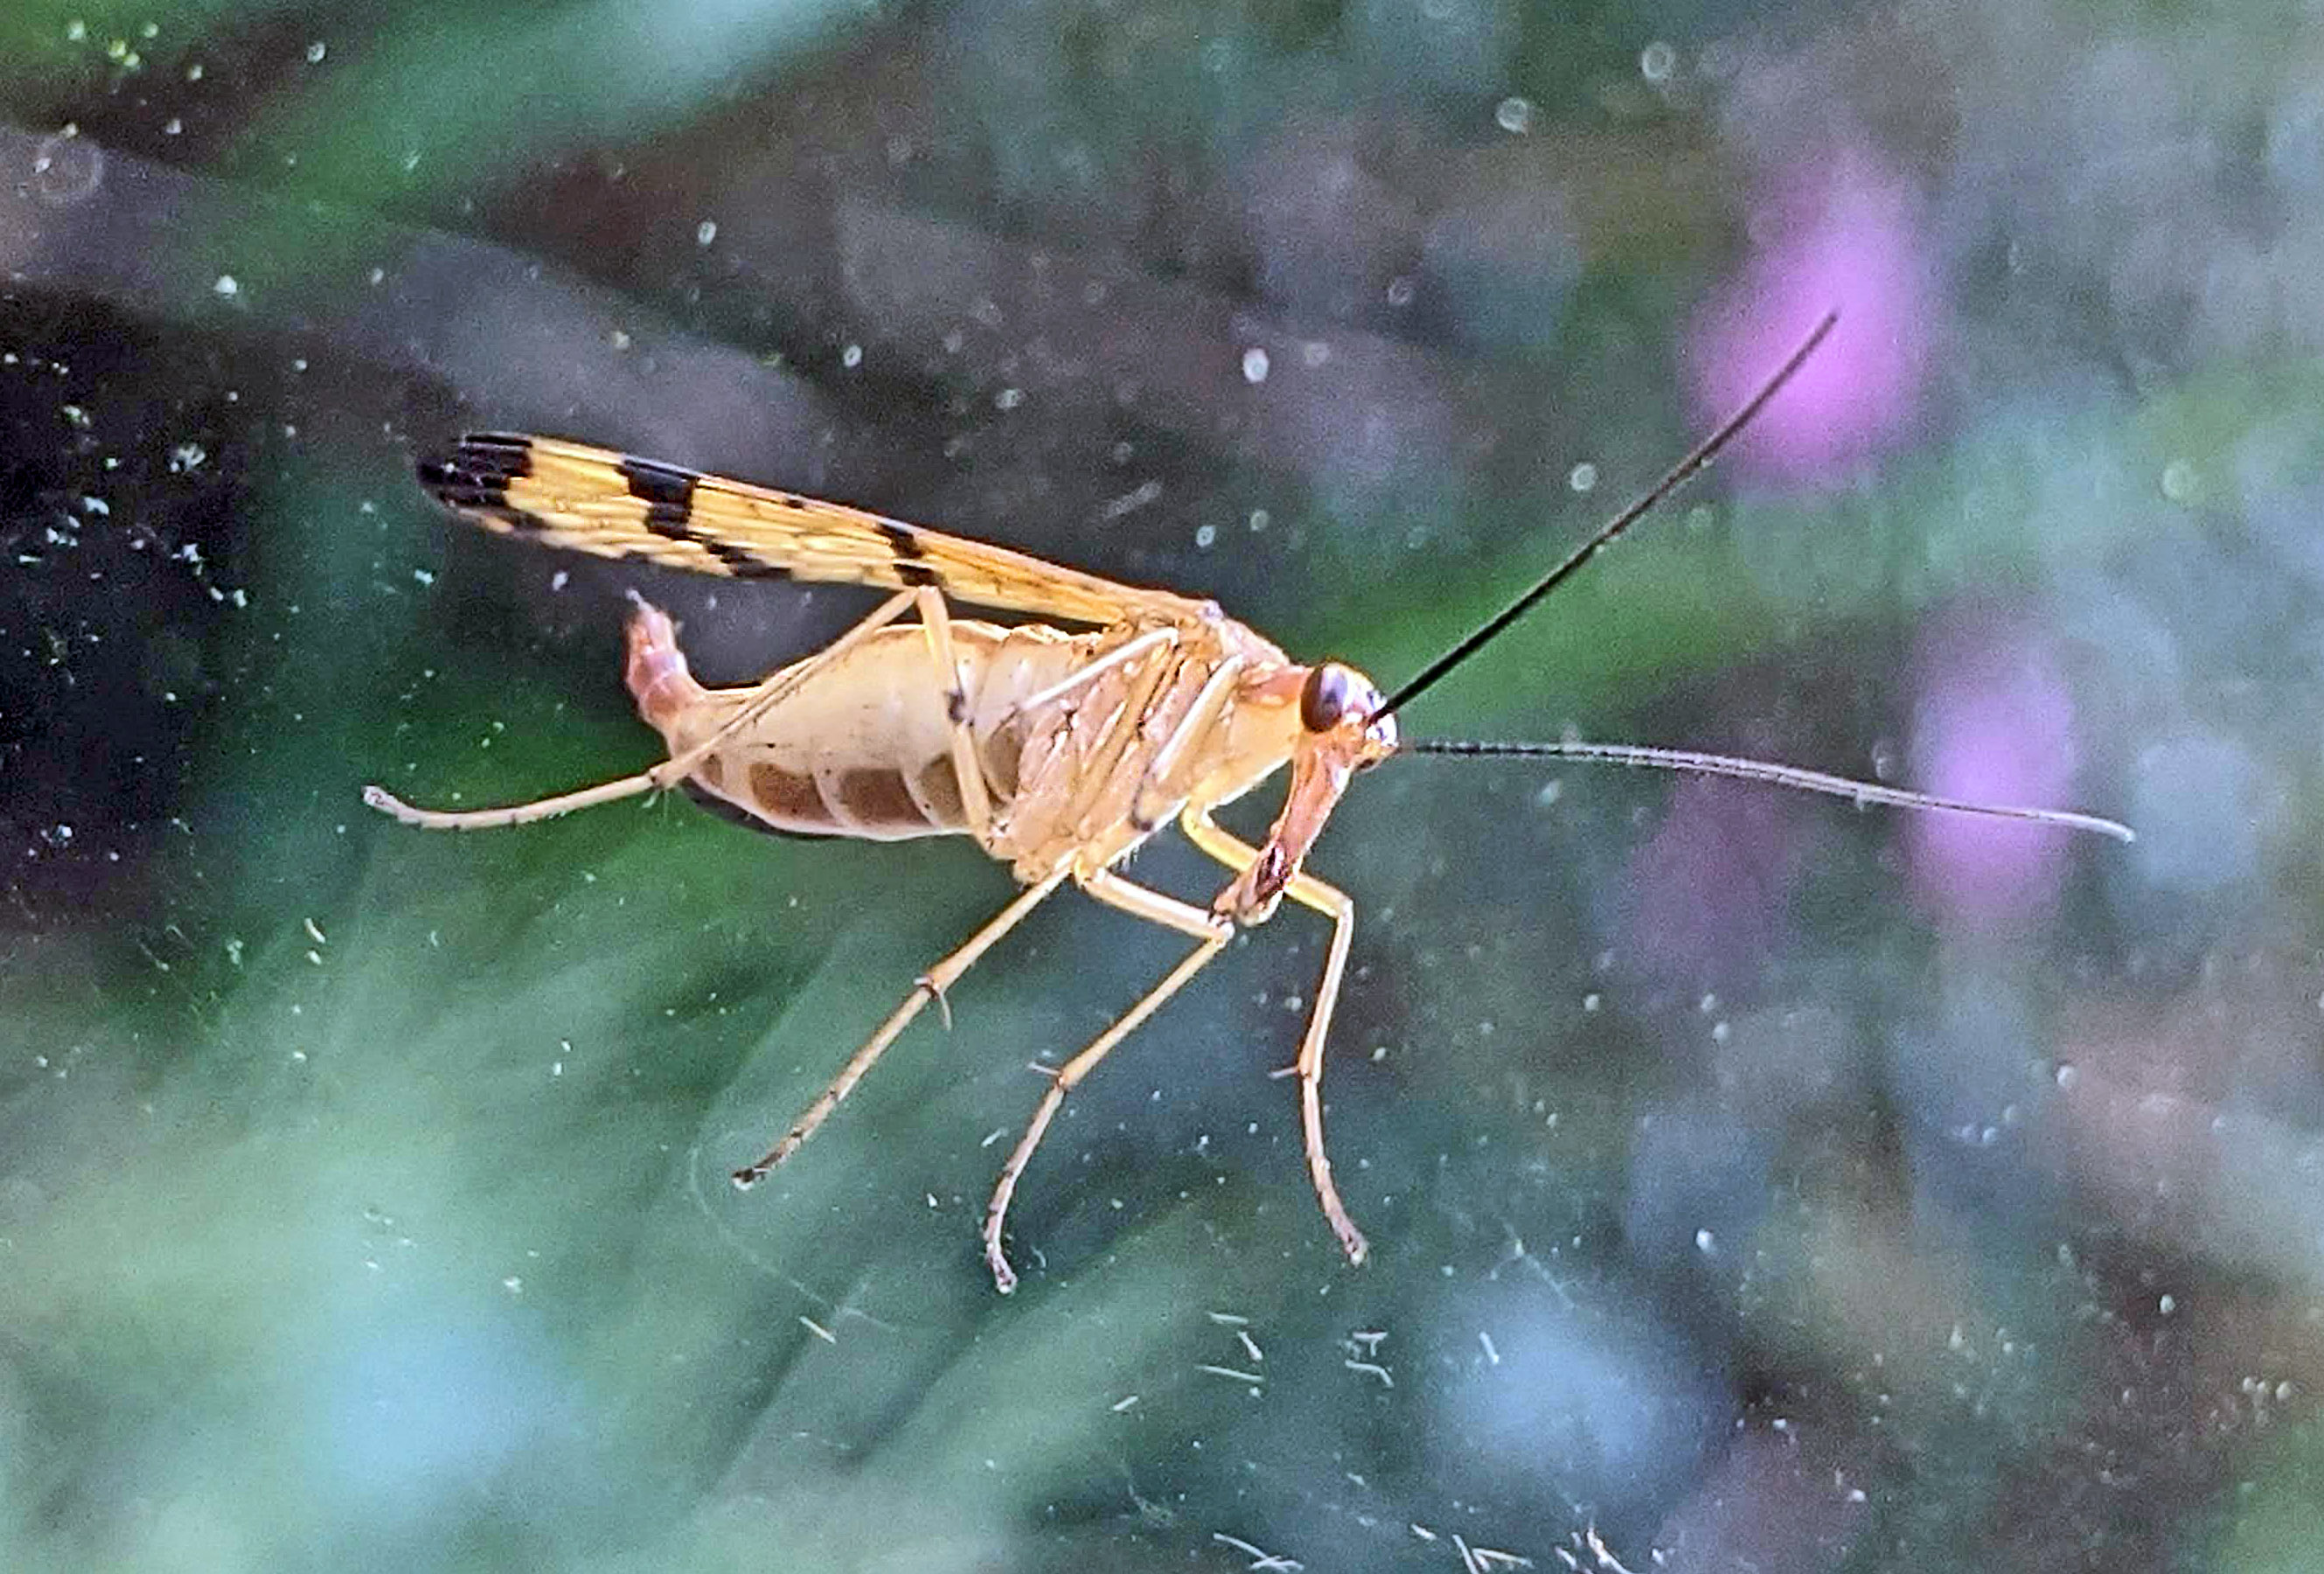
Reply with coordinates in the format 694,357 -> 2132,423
5,1 -> 2323,1569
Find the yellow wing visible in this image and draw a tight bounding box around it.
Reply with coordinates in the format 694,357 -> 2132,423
417,433 -> 1209,626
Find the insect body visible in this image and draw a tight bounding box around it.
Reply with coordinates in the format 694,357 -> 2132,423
367,315 -> 2130,1292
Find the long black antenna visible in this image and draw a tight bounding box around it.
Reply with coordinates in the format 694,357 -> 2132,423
1374,310 -> 1839,721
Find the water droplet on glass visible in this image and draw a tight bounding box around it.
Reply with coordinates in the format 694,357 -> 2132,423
31,130 -> 103,204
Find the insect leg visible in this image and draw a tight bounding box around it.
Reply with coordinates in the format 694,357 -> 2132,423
1127,654 -> 1244,832
982,869 -> 1231,1293
907,584 -> 995,845
1005,625 -> 1179,718
1180,807 -> 1367,1266
732,867 -> 1073,1188
364,588 -> 920,830
1054,630 -> 1186,839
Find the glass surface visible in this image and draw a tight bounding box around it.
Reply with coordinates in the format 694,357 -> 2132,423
3,3 -> 2320,1570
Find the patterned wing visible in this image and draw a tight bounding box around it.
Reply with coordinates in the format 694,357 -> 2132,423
417,433 -> 1207,626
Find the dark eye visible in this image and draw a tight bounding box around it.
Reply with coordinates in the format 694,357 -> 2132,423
1299,664 -> 1359,732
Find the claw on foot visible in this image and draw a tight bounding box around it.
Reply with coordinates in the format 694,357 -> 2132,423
919,972 -> 954,1031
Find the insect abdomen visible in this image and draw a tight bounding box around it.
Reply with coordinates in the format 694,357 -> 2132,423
628,608 -> 1082,842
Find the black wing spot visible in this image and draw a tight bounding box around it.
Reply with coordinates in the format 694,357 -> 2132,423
419,441 -> 549,529
619,456 -> 700,512
704,538 -> 790,580
449,435 -> 533,480
419,435 -> 533,501
877,522 -> 938,585
877,520 -> 926,558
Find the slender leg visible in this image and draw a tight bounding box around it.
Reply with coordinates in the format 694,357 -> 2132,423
365,589 -> 922,830
1006,626 -> 1179,718
732,868 -> 1071,1187
908,584 -> 995,846
1180,807 -> 1367,1266
982,869 -> 1232,1292
1055,631 -> 1184,839
1126,655 -> 1243,832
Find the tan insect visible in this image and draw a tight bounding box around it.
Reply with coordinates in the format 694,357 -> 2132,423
365,313 -> 2131,1292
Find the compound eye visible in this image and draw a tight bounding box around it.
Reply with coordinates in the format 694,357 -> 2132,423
1299,664 -> 1361,733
